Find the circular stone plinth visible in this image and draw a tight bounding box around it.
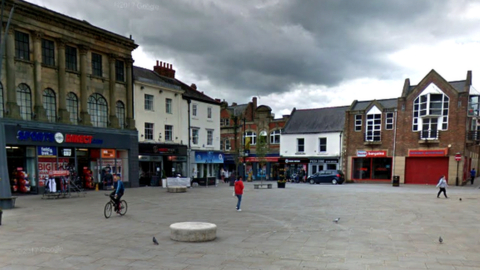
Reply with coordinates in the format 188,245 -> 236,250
167,186 -> 187,193
170,222 -> 217,242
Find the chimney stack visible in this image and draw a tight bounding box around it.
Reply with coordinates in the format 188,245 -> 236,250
153,60 -> 176,78
232,102 -> 237,106
252,97 -> 257,109
190,83 -> 197,90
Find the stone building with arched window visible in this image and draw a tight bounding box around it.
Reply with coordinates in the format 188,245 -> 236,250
0,0 -> 139,207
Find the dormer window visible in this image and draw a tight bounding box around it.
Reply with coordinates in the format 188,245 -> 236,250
412,83 -> 449,139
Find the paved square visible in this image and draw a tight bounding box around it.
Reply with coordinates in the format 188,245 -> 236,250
1,182 -> 480,269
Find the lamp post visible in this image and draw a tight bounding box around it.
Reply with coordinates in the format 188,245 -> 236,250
455,152 -> 462,186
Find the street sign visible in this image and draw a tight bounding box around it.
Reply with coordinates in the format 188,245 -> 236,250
455,154 -> 462,161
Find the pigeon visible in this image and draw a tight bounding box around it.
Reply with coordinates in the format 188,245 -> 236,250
439,236 -> 443,244
333,218 -> 340,223
153,236 -> 159,245
459,198 -> 462,201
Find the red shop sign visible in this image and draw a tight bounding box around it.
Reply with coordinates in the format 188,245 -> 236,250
408,149 -> 447,157
357,150 -> 387,157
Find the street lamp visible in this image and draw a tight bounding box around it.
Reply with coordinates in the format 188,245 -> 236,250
455,152 -> 462,186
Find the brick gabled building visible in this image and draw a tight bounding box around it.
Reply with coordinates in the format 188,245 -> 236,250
220,97 -> 289,180
344,69 -> 480,185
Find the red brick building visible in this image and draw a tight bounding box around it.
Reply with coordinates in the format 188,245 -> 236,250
220,97 -> 289,180
344,70 -> 480,185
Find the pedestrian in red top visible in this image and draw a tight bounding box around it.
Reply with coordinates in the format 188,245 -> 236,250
234,176 -> 244,211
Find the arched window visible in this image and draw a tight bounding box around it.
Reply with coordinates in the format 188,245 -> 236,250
0,82 -> 4,118
270,130 -> 281,144
116,101 -> 125,129
244,131 -> 257,146
16,83 -> 32,120
87,93 -> 108,127
43,88 -> 56,123
66,92 -> 78,125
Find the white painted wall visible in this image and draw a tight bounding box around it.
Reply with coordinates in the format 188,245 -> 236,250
134,82 -> 185,145
189,101 -> 221,151
280,132 -> 342,157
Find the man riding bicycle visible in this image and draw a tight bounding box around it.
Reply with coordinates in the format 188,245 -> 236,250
110,174 -> 124,214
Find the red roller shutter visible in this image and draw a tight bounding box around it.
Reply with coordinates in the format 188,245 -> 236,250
405,157 -> 449,185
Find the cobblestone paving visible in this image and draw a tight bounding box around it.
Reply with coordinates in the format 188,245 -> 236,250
1,182 -> 480,269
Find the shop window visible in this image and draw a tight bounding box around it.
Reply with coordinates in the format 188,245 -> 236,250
207,107 -> 212,118
116,101 -> 125,129
192,128 -> 199,145
65,45 -> 77,71
41,38 -> 55,66
87,93 -> 108,127
165,125 -> 173,141
297,138 -> 305,153
244,131 -> 256,145
207,130 -> 213,145
192,104 -> 197,116
413,91 -> 449,131
16,83 -> 32,120
43,88 -> 56,123
144,122 -> 154,140
366,115 -> 381,141
166,98 -> 172,113
91,52 -> 102,77
144,94 -> 153,111
319,138 -> 327,152
385,112 -> 394,130
270,130 -> 280,144
15,30 -> 30,60
355,115 -> 362,131
115,59 -> 124,82
352,157 -> 392,180
66,92 -> 78,124
0,82 -> 3,118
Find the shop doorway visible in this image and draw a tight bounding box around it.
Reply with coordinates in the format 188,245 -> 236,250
139,162 -> 162,186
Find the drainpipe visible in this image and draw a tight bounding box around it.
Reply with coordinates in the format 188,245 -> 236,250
187,99 -> 191,178
392,109 -> 398,183
339,131 -> 342,170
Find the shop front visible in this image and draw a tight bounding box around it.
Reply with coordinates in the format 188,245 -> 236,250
4,121 -> 138,194
240,155 -> 280,181
191,150 -> 224,185
138,143 -> 187,186
308,158 -> 340,176
352,150 -> 392,181
279,158 -> 310,182
405,148 -> 449,185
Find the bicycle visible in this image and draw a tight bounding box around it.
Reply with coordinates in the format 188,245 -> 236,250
104,193 -> 127,218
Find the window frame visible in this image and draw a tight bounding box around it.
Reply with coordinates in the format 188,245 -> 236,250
116,101 -> 125,129
42,88 -> 56,123
385,112 -> 394,130
144,94 -> 154,111
65,45 -> 77,71
166,98 -> 172,114
355,115 -> 362,132
413,92 -> 449,132
16,83 -> 32,120
15,31 -> 30,60
207,130 -> 213,145
115,59 -> 125,82
192,104 -> 197,116
225,139 -> 231,150
165,125 -> 173,141
297,138 -> 305,153
87,93 -> 108,128
270,130 -> 281,144
192,128 -> 199,145
91,52 -> 103,77
207,107 -> 212,118
244,131 -> 257,145
144,122 -> 154,140
366,114 -> 381,141
41,39 -> 55,66
66,92 -> 78,124
319,137 -> 327,152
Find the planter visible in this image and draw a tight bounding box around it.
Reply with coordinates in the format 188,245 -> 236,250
277,182 -> 286,188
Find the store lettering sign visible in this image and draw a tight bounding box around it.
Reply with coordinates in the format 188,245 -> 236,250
285,159 -> 301,163
37,146 -> 57,157
17,130 -> 103,144
357,150 -> 387,157
408,149 -> 447,157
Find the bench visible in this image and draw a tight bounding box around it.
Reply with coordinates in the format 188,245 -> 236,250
254,183 -> 272,189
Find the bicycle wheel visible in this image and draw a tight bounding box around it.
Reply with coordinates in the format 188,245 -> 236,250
119,200 -> 128,216
104,202 -> 113,219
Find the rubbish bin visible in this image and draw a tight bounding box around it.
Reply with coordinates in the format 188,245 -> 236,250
392,176 -> 400,187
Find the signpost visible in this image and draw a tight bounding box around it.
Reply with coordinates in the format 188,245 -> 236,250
455,153 -> 461,186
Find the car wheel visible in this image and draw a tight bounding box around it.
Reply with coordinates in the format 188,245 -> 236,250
332,179 -> 337,185
309,179 -> 315,185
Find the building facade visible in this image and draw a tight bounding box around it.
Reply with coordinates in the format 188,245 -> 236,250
0,0 -> 139,207
134,61 -> 221,186
280,106 -> 348,181
221,97 -> 289,181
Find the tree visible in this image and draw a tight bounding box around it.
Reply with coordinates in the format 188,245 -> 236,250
256,132 -> 269,184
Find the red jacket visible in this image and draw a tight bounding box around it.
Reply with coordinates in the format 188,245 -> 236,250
234,180 -> 244,195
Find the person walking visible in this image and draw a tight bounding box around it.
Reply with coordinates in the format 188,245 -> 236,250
436,175 -> 448,198
471,168 -> 476,185
234,176 -> 244,211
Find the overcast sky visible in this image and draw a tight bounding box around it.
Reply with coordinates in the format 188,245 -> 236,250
29,0 -> 480,117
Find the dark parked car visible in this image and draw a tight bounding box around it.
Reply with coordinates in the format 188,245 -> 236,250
307,170 -> 345,185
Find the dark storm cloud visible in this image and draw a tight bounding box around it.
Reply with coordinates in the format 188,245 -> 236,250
31,0 -> 480,98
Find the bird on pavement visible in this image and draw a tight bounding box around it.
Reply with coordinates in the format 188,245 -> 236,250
333,218 -> 340,223
459,198 -> 462,201
153,236 -> 159,245
439,236 -> 443,244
